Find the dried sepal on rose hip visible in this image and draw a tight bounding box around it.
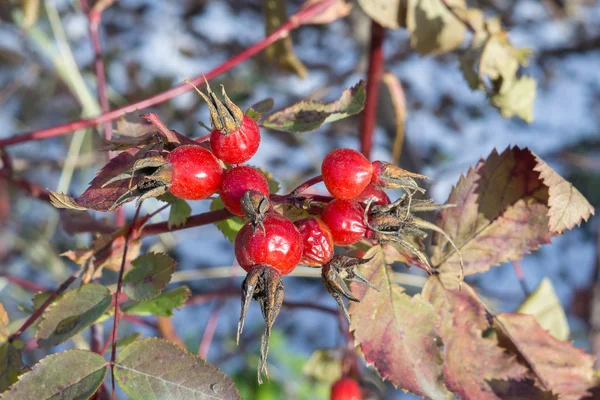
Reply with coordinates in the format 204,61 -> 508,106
366,194 -> 464,280
370,160 -> 432,194
234,212 -> 303,383
220,166 -> 270,216
322,255 -> 377,321
187,78 -> 261,164
105,145 -> 223,210
240,190 -> 271,233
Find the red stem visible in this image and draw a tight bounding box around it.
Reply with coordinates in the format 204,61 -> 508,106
141,113 -> 179,143
512,260 -> 530,295
198,300 -> 225,358
110,205 -> 141,398
0,170 -> 51,202
0,273 -> 49,292
0,0 -> 337,148
359,21 -> 385,160
291,175 -> 323,195
140,208 -> 232,237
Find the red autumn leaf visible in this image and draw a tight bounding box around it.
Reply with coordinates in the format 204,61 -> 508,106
422,277 -> 528,399
495,313 -> 596,400
430,146 -> 592,276
348,247 -> 450,399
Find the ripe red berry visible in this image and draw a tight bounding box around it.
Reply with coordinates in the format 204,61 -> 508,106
294,218 -> 334,267
331,377 -> 361,400
210,114 -> 261,164
321,199 -> 367,246
355,182 -> 390,206
322,148 -> 373,200
235,213 -> 303,275
166,145 -> 222,200
220,166 -> 269,216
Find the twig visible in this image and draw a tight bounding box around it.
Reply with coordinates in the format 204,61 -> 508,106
110,204 -> 142,398
198,300 -> 225,358
8,267 -> 83,342
156,316 -> 184,346
360,21 -> 385,160
0,273 -> 49,292
291,175 -> 323,196
0,170 -> 51,202
79,0 -> 112,140
512,260 -> 530,296
0,0 -> 337,148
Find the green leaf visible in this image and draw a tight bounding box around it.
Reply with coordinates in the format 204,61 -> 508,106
0,344 -> 29,393
516,278 -> 569,341
35,284 -> 112,348
114,338 -> 240,400
158,193 -> 192,229
123,286 -> 191,317
406,0 -> 466,55
263,81 -> 366,133
210,198 -> 245,243
246,98 -> 274,121
123,252 -> 177,301
0,350 -> 107,400
491,75 -> 536,123
348,248 -> 449,399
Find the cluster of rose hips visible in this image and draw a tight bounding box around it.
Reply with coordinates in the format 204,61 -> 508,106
107,80 -> 452,383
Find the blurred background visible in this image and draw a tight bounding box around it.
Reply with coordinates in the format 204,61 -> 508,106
0,0 -> 599,398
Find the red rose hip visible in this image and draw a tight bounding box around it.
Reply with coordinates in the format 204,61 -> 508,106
322,148 -> 373,200
355,182 -> 390,206
295,218 -> 334,267
220,166 -> 269,216
321,199 -> 367,246
210,114 -> 261,164
235,213 -> 303,275
331,377 -> 361,400
166,145 -> 222,200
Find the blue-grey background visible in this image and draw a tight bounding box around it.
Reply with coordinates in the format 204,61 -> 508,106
0,0 -> 599,398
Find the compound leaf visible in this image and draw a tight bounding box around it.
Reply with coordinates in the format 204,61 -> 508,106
263,81 -> 365,133
495,313 -> 595,399
533,155 -> 595,233
35,284 -> 112,348
123,253 -> 176,301
1,350 -> 107,400
423,278 -> 528,399
348,248 -> 449,399
114,338 -> 239,400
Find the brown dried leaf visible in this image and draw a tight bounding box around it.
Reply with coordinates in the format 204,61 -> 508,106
0,304 -> 8,343
348,248 -> 450,399
48,192 -> 88,211
358,0 -> 407,29
533,155 -> 595,233
495,313 -> 596,400
422,278 -> 528,399
431,147 -> 553,276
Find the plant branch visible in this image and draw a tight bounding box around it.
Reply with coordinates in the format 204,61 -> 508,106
0,0 -> 337,148
291,175 -> 323,196
110,204 -> 142,398
0,170 -> 51,202
360,20 -> 385,160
